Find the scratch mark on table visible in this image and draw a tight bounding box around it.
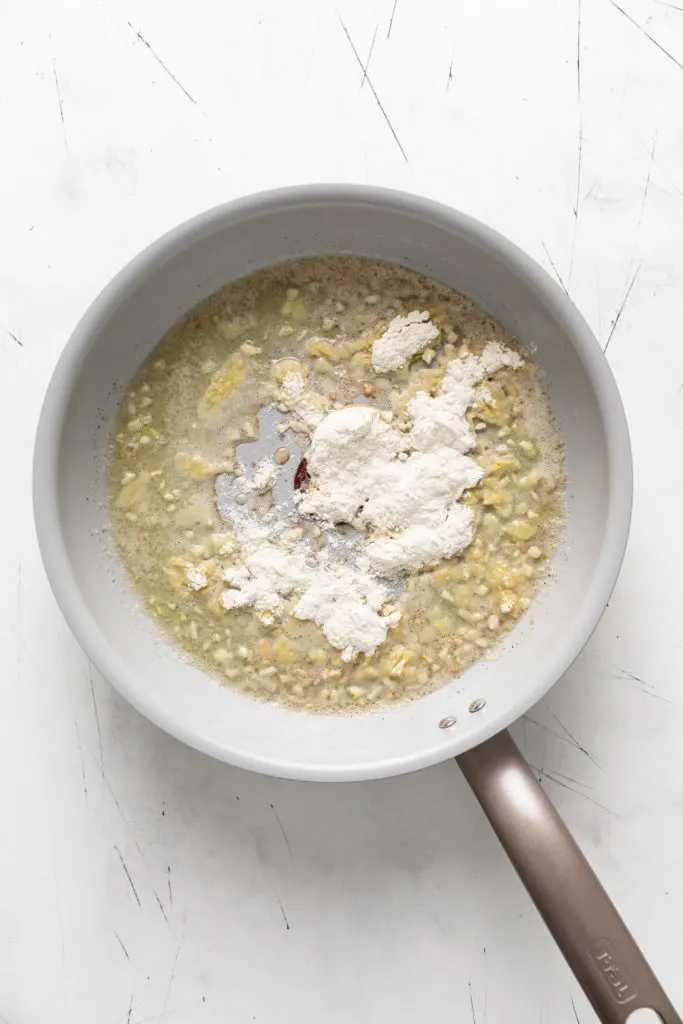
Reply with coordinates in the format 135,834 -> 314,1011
97,761 -> 133,831
654,0 -> 683,9
88,661 -> 104,767
570,991 -> 582,1022
114,930 -> 131,961
583,179 -> 600,204
570,0 -> 583,279
628,676 -> 677,705
135,840 -> 151,868
468,979 -> 477,1023
544,767 -> 594,791
153,889 -> 170,924
52,59 -> 68,152
337,15 -> 408,162
634,683 -> 676,706
115,846 -> 142,907
547,709 -> 603,770
446,48 -> 454,91
73,715 -> 88,798
167,865 -> 173,906
524,714 -> 583,753
607,0 -> 683,72
541,241 -> 569,296
616,667 -> 645,686
531,766 -> 615,814
127,993 -> 134,1024
127,22 -> 198,107
277,897 -> 291,931
0,323 -> 23,347
270,803 -> 294,864
387,0 -> 399,38
160,917 -> 186,1018
360,24 -> 378,88
652,166 -> 683,200
604,261 -> 641,352
637,131 -> 658,229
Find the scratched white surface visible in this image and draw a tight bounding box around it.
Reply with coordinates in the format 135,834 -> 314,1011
1,0 -> 683,1021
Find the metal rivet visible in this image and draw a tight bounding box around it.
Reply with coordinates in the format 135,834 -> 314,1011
439,716 -> 457,730
469,699 -> 487,713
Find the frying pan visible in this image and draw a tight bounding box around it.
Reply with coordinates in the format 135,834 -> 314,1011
33,185 -> 679,1022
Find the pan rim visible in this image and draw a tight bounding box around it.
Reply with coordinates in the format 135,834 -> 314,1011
33,184 -> 633,781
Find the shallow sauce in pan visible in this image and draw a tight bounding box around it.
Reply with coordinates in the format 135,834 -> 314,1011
108,257 -> 564,711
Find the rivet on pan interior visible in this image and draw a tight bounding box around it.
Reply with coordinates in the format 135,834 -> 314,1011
469,699 -> 487,713
439,716 -> 457,730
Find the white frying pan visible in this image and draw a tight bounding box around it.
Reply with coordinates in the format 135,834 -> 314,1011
33,186 -> 679,1022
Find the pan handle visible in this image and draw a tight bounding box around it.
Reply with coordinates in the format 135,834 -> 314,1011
457,730 -> 680,1023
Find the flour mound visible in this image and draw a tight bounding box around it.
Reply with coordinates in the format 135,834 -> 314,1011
221,540 -> 400,661
301,341 -> 523,575
371,310 -> 441,372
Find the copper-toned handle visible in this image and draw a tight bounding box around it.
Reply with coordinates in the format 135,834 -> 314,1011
457,730 -> 680,1023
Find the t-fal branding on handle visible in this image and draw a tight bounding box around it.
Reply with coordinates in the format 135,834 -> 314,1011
589,939 -> 637,1005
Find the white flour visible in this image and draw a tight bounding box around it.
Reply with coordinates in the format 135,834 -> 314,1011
218,428 -> 401,662
301,341 -> 523,574
220,538 -> 400,661
234,459 -> 275,496
219,324 -> 523,660
371,310 -> 440,372
281,371 -> 328,428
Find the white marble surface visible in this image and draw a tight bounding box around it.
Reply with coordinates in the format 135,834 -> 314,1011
2,0 -> 683,1020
